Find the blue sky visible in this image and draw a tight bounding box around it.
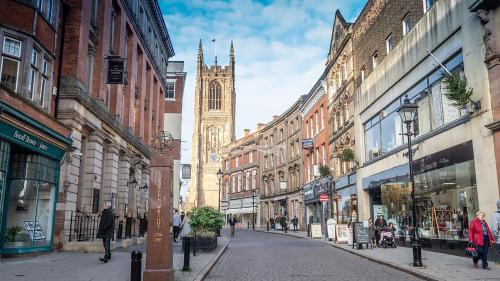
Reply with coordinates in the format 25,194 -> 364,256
160,0 -> 366,168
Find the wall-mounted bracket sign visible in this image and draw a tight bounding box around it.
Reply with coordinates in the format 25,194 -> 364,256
106,56 -> 125,84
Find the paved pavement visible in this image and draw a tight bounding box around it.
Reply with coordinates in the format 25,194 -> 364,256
256,228 -> 500,281
205,229 -> 423,281
0,236 -> 228,281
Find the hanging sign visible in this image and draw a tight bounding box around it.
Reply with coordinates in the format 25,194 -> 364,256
319,193 -> 329,202
107,57 -> 125,84
301,138 -> 314,149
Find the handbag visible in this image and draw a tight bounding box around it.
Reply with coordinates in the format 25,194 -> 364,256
465,242 -> 478,258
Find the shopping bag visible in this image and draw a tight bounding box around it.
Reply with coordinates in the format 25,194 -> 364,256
465,242 -> 478,258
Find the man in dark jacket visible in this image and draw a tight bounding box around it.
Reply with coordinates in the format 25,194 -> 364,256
228,215 -> 237,237
97,202 -> 114,263
280,215 -> 288,233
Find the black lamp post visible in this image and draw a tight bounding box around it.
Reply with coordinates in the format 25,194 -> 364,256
397,95 -> 422,267
252,190 -> 256,231
216,168 -> 223,237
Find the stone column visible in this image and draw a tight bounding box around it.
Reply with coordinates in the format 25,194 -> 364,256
117,153 -> 131,217
101,144 -> 119,209
55,125 -> 83,248
81,133 -> 104,212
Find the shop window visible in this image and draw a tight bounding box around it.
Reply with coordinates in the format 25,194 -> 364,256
4,153 -> 58,249
1,57 -> 19,92
364,123 -> 380,161
380,111 -> 403,153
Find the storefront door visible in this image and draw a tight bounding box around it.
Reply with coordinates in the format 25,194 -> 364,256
0,140 -> 10,234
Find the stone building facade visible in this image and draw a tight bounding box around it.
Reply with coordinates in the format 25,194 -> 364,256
186,41 -> 236,210
260,97 -> 305,229
325,10 -> 358,225
56,0 -> 175,251
221,129 -> 260,228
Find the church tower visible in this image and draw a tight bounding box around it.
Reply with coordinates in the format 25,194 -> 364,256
186,40 -> 236,209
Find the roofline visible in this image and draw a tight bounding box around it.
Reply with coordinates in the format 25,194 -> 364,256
149,0 -> 175,57
260,95 -> 307,131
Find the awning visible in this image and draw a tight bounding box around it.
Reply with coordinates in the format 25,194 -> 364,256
225,207 -> 255,214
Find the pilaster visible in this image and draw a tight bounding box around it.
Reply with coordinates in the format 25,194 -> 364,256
117,153 -> 131,217
102,144 -> 120,209
80,132 -> 104,212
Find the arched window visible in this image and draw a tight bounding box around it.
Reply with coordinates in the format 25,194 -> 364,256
209,82 -> 221,110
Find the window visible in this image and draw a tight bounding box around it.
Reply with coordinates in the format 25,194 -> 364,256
280,128 -> 284,141
320,106 -> 325,130
403,15 -> 412,36
424,0 -> 435,12
90,0 -> 98,24
1,57 -> 19,92
38,0 -> 53,22
166,82 -> 175,99
87,47 -> 95,96
361,67 -> 365,82
235,156 -> 239,168
110,8 -> 117,53
310,118 -> 314,136
245,171 -> 250,191
38,59 -> 50,107
225,160 -> 230,171
231,176 -> 236,193
3,38 -> 21,57
305,121 -> 309,138
252,170 -> 257,189
27,50 -> 39,100
386,34 -> 394,54
249,151 -> 253,163
209,82 -> 221,110
321,144 -> 326,165
237,173 -> 242,192
372,52 -> 378,69
270,154 -> 274,166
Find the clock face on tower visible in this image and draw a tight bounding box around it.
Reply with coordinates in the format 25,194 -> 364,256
210,153 -> 219,163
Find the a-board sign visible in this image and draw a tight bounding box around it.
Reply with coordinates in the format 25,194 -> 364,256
336,224 -> 349,243
326,218 -> 336,241
311,223 -> 322,239
353,222 -> 370,246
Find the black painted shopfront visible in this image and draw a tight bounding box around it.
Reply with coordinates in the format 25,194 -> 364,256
361,141 -> 496,258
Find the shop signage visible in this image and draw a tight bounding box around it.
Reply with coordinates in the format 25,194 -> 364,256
0,122 -> 64,160
319,193 -> 329,202
326,218 -> 336,241
353,222 -> 370,248
311,223 -> 322,239
412,141 -> 473,175
181,164 -> 191,179
279,180 -> 287,190
107,57 -> 125,84
301,138 -> 314,149
336,224 -> 349,243
373,205 -> 388,219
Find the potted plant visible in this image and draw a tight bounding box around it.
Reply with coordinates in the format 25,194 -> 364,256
189,207 -> 224,251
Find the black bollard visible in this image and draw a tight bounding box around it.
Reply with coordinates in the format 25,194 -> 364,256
183,237 -> 191,271
130,251 -> 142,281
193,233 -> 197,256
267,222 -> 269,231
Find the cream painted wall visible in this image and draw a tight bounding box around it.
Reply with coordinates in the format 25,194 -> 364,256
163,113 -> 182,139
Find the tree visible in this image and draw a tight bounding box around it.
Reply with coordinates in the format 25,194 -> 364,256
319,165 -> 331,178
442,72 -> 474,109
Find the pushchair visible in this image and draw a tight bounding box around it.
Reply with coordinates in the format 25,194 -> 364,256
379,227 -> 397,248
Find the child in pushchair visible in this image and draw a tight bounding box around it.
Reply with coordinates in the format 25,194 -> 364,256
379,223 -> 397,248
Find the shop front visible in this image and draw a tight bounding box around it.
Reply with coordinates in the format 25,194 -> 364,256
332,172 -> 358,225
362,141 -> 479,255
0,101 -> 70,255
304,177 -> 332,234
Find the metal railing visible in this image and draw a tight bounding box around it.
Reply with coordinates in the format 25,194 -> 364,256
68,210 -> 101,242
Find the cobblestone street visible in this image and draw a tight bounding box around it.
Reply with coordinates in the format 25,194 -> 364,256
205,230 -> 423,281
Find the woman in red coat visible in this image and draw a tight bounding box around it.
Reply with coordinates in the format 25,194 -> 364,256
468,211 -> 496,270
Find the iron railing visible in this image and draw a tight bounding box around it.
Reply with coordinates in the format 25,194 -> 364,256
68,210 -> 101,242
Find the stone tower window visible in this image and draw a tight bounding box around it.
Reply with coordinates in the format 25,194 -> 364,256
209,81 -> 221,110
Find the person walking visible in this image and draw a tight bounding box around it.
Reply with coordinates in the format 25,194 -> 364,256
292,215 -> 298,232
280,215 -> 288,233
173,209 -> 182,242
469,210 -> 496,270
96,202 -> 114,263
228,215 -> 237,237
270,217 -> 275,230
368,218 -> 376,246
492,200 -> 500,244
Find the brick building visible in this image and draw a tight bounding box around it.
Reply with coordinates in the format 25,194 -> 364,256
221,129 -> 260,228
164,61 -> 186,211
300,79 -> 330,226
0,0 -> 72,255
55,0 -> 175,252
258,97 -> 305,229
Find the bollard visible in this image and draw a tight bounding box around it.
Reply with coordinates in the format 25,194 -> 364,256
267,222 -> 269,231
130,251 -> 142,281
193,233 -> 197,256
247,221 -> 250,229
183,237 -> 191,271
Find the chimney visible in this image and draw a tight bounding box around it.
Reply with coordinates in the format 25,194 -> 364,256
244,129 -> 250,137
256,123 -> 266,131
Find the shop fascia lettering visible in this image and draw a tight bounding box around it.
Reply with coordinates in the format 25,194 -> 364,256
13,130 -> 48,151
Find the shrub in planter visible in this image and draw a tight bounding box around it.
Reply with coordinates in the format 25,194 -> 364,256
189,207 -> 224,251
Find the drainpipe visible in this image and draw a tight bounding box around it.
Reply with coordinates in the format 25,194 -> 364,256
54,2 -> 69,119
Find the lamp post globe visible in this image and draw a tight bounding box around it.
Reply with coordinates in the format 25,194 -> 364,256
397,95 -> 422,267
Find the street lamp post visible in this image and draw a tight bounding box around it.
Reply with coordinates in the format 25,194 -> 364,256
216,168 -> 223,237
397,95 -> 422,267
252,190 -> 256,230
